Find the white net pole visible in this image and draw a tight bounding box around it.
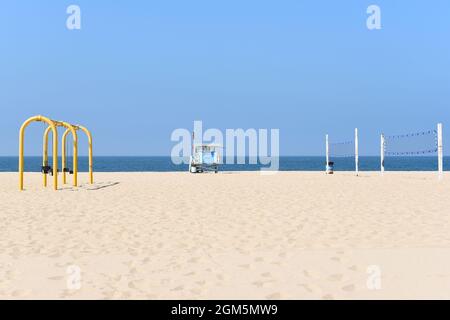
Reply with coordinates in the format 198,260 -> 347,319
325,134 -> 329,173
380,134 -> 385,174
355,128 -> 359,176
327,131 -> 356,173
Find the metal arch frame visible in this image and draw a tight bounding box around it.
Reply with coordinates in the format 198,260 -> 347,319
43,122 -> 78,187
19,115 -> 59,190
61,125 -> 93,185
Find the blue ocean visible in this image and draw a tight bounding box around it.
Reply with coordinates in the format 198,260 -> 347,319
0,156 -> 447,172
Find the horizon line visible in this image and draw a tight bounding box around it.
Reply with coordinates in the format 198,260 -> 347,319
0,155 -> 443,158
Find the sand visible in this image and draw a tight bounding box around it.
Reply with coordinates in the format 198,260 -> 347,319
0,171 -> 449,299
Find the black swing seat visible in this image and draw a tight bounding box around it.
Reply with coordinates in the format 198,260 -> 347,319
41,166 -> 52,174
41,166 -> 60,176
63,168 -> 74,174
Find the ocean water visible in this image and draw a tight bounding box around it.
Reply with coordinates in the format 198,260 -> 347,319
0,156 -> 448,172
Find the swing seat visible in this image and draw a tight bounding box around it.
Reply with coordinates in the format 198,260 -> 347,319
41,166 -> 52,174
63,168 -> 74,174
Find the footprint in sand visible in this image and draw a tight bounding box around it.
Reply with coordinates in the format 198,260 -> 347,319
171,285 -> 184,291
129,267 -> 138,274
298,283 -> 315,294
342,284 -> 355,292
49,252 -> 62,258
348,265 -> 358,272
328,274 -> 344,282
266,292 -> 282,300
190,288 -> 204,296
252,281 -> 265,288
101,291 -> 116,299
188,257 -> 200,263
216,274 -> 229,281
303,270 -> 320,280
330,256 -> 341,262
142,257 -> 150,264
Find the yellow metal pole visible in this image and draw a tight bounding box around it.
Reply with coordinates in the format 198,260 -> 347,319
43,126 -> 52,187
51,123 -> 58,190
79,125 -> 93,184
44,122 -> 78,187
62,129 -> 70,184
60,122 -> 78,187
19,115 -> 58,191
18,121 -> 30,191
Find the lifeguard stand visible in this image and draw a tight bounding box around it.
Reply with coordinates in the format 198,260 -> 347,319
189,144 -> 221,173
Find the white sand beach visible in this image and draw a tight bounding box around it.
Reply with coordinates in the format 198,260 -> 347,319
1,171 -> 450,299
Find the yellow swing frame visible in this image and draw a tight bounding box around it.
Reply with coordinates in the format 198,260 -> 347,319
43,121 -> 79,187
19,115 -> 58,190
59,125 -> 93,185
19,115 -> 93,191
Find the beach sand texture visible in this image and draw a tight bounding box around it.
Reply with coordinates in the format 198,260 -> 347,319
1,172 -> 450,299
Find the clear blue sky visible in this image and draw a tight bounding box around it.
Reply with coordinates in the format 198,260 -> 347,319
1,0 -> 449,156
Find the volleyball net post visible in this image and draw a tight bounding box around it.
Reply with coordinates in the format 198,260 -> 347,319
325,134 -> 329,173
438,123 -> 443,179
355,128 -> 359,176
380,134 -> 385,174
326,129 -> 358,175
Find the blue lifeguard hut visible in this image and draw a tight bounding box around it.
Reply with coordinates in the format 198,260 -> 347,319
189,144 -> 221,173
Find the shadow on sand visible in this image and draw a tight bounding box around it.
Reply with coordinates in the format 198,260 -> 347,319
58,181 -> 120,191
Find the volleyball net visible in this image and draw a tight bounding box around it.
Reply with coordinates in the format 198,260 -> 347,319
329,140 -> 355,158
381,123 -> 443,176
326,128 -> 359,175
